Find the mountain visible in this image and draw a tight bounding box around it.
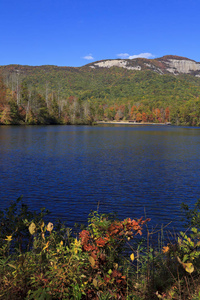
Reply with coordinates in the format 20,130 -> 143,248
1,55 -> 200,77
87,55 -> 200,76
0,55 -> 200,126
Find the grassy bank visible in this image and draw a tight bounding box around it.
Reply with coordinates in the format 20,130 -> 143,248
1,198 -> 200,299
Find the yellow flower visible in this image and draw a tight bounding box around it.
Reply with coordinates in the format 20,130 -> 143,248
5,235 -> 12,242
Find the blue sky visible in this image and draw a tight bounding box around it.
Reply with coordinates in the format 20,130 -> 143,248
0,0 -> 200,67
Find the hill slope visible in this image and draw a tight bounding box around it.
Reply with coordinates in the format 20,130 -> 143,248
0,55 -> 200,125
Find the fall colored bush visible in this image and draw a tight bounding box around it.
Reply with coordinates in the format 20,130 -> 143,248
1,199 -> 200,299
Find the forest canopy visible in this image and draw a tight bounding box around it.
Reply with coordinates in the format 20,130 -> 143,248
0,63 -> 200,126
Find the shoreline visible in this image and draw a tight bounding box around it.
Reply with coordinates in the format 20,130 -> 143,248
96,121 -> 171,125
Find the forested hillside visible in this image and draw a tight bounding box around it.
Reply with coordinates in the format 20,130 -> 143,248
1,56 -> 200,125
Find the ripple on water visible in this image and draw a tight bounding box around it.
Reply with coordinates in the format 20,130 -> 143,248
0,125 -> 200,234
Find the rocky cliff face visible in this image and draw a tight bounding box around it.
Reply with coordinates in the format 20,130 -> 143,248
162,58 -> 200,74
90,60 -> 141,71
88,55 -> 200,77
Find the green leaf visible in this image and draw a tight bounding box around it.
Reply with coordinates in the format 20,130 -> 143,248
108,269 -> 112,275
183,254 -> 188,263
191,227 -> 197,233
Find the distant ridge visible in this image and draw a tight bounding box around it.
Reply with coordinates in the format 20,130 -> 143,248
87,55 -> 200,76
158,55 -> 193,61
0,54 -> 200,126
0,55 -> 199,73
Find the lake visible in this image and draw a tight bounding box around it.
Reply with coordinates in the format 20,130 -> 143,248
0,125 -> 200,234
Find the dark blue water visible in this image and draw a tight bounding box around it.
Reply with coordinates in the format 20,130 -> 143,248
0,125 -> 200,233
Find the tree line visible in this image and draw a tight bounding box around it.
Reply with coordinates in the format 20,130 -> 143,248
1,65 -> 200,126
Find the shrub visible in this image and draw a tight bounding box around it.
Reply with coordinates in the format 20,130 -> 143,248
0,200 -> 150,299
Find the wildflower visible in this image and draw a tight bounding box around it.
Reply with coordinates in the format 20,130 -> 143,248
5,235 -> 12,242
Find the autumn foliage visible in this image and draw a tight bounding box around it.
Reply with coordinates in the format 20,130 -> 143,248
76,213 -> 150,299
1,63 -> 200,125
0,200 -> 151,300
2,199 -> 200,299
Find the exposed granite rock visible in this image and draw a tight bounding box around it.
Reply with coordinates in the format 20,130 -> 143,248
163,59 -> 200,74
91,59 -> 141,70
88,55 -> 200,76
